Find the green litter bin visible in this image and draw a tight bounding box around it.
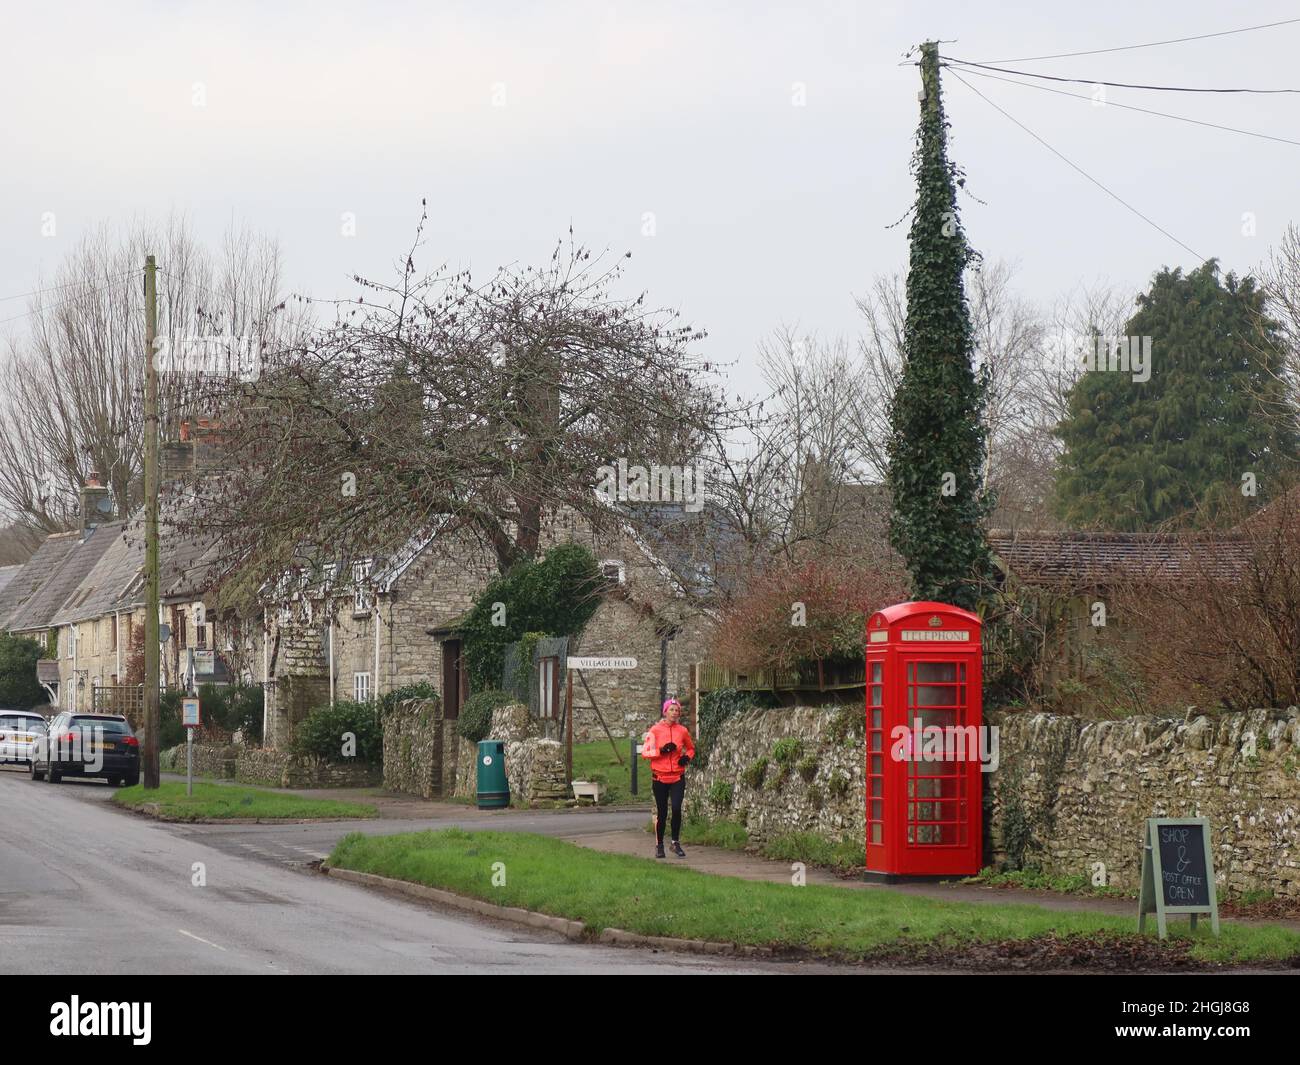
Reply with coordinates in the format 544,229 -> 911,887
476,740 -> 509,809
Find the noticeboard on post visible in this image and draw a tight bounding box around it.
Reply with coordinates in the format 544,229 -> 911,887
182,698 -> 201,729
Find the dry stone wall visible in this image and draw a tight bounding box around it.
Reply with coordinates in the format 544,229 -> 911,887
453,702 -> 569,805
382,697 -> 445,799
692,704 -> 866,844
988,707 -> 1300,899
697,702 -> 1300,899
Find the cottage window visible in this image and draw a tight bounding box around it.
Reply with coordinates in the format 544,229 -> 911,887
600,559 -> 625,584
353,561 -> 373,614
354,672 -> 371,702
537,656 -> 559,719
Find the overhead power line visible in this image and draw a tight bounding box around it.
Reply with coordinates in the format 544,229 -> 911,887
0,275 -> 138,328
0,271 -> 137,306
976,17 -> 1300,63
956,67 -> 1300,148
947,69 -> 1205,262
942,56 -> 1300,94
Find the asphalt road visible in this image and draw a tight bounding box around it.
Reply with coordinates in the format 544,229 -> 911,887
0,767 -> 839,974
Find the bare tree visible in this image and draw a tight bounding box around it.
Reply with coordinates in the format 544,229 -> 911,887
198,223 -> 740,599
852,272 -> 907,480
0,215 -> 303,531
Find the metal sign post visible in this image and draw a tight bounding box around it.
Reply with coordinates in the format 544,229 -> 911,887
182,697 -> 201,796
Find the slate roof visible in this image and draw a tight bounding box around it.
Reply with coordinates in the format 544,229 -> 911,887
988,530 -> 1254,585
621,501 -> 744,600
52,528 -> 143,626
5,523 -> 124,633
0,533 -> 81,631
0,565 -> 21,601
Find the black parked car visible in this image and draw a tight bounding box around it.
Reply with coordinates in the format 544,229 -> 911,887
31,712 -> 139,787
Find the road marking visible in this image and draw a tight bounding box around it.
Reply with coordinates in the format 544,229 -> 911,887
177,928 -> 227,952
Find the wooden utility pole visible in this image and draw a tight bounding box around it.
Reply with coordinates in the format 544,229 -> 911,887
919,40 -> 940,118
565,669 -> 574,782
143,255 -> 161,789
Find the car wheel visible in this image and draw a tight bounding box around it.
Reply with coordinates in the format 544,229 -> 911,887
124,774 -> 139,787
48,765 -> 61,784
30,760 -> 44,782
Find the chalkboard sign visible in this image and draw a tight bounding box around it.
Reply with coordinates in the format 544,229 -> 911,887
1137,818 -> 1220,938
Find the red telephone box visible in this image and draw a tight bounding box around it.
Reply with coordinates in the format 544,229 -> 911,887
865,601 -> 983,879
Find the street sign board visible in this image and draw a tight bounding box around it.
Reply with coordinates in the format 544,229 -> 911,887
182,698 -> 201,728
567,656 -> 637,670
193,650 -> 215,675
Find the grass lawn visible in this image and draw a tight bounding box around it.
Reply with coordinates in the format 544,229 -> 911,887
327,828 -> 1300,965
113,781 -> 378,820
570,738 -> 648,805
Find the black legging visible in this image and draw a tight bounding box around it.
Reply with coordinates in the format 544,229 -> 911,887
653,777 -> 685,844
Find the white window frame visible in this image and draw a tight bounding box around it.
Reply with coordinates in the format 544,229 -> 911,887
538,656 -> 558,719
354,671 -> 371,702
600,559 -> 626,584
353,560 -> 373,614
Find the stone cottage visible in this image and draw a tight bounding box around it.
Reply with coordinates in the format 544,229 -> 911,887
263,502 -> 723,750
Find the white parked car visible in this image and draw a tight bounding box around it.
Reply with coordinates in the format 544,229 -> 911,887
0,711 -> 48,769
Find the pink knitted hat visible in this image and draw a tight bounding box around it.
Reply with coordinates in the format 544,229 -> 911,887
661,698 -> 681,716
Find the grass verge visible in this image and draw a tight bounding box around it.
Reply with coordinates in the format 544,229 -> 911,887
113,781 -> 378,820
965,866 -> 1134,899
326,828 -> 1300,965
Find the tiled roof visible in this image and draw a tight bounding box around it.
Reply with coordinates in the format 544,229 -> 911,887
989,530 -> 1253,584
0,533 -> 81,630
5,524 -> 124,633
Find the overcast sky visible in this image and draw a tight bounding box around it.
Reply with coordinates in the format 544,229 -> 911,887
3,1 -> 1298,395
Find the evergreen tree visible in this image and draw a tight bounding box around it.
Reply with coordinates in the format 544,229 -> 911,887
1054,261 -> 1298,529
0,634 -> 44,709
886,42 -> 990,609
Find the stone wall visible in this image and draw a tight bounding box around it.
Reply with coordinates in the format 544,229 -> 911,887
186,742 -> 238,779
453,702 -> 570,805
988,707 -> 1300,899
266,672 -> 328,752
692,705 -> 865,845
235,748 -> 381,789
382,697 -> 446,799
697,702 -> 1300,899
161,742 -> 380,787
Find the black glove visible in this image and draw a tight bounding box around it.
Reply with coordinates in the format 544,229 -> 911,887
677,755 -> 691,767
659,741 -> 678,754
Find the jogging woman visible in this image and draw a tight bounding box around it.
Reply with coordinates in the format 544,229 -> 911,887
641,697 -> 696,858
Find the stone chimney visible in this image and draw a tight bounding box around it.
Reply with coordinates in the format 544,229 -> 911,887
79,472 -> 112,533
